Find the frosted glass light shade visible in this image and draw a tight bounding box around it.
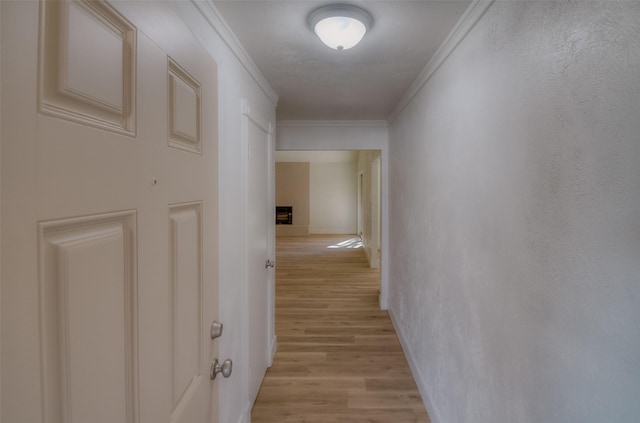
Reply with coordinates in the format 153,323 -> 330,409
308,5 -> 372,51
314,16 -> 366,50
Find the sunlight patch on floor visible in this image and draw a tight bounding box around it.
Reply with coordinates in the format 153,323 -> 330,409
326,237 -> 363,249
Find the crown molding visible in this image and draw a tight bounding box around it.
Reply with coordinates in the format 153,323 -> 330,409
387,0 -> 495,123
277,120 -> 388,128
190,0 -> 279,107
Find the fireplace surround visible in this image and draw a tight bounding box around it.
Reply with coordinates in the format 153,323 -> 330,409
276,206 -> 293,225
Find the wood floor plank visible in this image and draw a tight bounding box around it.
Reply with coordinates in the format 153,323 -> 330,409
251,409 -> 424,423
251,235 -> 430,422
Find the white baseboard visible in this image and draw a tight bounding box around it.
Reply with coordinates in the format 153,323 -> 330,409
239,337 -> 276,423
269,335 -> 277,366
363,243 -> 373,266
238,401 -> 252,423
388,307 -> 441,423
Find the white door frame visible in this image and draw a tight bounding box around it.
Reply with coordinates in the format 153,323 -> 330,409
0,3 -> 3,412
357,171 -> 364,238
274,147 -> 388,311
370,157 -> 381,269
240,98 -> 275,420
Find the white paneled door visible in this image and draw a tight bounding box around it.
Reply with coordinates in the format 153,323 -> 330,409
1,1 -> 219,423
245,109 -> 273,407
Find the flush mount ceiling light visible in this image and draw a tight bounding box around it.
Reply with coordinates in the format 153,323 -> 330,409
308,4 -> 373,51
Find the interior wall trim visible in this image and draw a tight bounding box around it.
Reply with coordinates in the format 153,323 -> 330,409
242,98 -> 273,135
387,0 -> 495,123
190,0 -> 279,107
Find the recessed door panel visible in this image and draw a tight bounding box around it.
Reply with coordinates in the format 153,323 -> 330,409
168,60 -> 201,154
65,1 -> 124,110
170,203 -> 203,413
39,211 -> 137,423
39,0 -> 136,134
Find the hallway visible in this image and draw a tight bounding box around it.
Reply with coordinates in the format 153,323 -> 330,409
251,235 -> 430,422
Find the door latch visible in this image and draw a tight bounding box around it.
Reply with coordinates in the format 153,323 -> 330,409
210,321 -> 223,340
265,259 -> 275,268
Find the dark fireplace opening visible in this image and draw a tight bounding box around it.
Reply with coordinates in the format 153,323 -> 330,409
276,206 -> 292,225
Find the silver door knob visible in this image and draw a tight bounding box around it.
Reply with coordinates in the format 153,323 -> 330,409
210,358 -> 233,380
265,259 -> 275,268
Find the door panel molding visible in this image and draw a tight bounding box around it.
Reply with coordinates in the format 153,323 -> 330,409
38,210 -> 138,423
39,0 -> 136,135
168,58 -> 201,154
169,202 -> 203,417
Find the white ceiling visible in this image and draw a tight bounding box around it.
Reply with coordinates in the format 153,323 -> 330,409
212,0 -> 472,121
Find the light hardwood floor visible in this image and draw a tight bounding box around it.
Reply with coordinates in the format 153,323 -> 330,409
251,235 -> 431,423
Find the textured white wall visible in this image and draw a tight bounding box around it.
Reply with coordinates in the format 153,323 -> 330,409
388,2 -> 640,423
277,121 -> 387,151
309,162 -> 358,234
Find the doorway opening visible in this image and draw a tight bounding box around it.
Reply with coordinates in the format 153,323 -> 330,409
274,150 -> 382,272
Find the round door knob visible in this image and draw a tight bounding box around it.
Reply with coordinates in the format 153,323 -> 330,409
210,358 -> 233,380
